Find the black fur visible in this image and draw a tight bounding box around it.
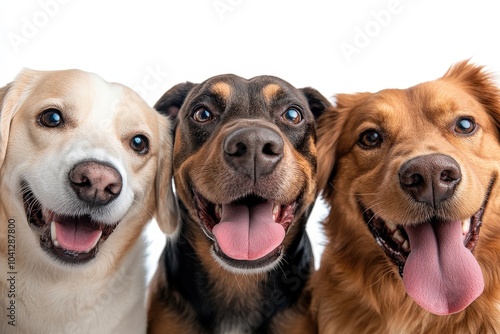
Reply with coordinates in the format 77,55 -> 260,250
150,74 -> 330,333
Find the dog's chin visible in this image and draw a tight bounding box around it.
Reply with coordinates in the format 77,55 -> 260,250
192,190 -> 298,273
23,186 -> 119,264
211,245 -> 284,275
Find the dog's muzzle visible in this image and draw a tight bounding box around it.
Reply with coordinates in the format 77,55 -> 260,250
24,160 -> 123,264
223,126 -> 284,180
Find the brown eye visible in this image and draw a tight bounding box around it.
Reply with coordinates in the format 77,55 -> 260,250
192,108 -> 213,123
282,108 -> 302,124
38,109 -> 63,127
358,129 -> 383,149
130,135 -> 149,154
454,117 -> 476,135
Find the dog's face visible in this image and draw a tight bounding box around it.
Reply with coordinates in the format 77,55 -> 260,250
155,74 -> 329,273
317,61 -> 500,315
0,69 -> 177,265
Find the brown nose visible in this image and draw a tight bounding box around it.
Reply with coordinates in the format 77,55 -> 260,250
69,161 -> 122,205
399,154 -> 461,208
224,127 -> 284,179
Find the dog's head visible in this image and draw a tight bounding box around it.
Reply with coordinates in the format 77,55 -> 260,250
0,69 -> 178,265
155,74 -> 330,273
317,60 -> 500,315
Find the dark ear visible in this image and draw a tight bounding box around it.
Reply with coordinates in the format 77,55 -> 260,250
300,87 -> 333,119
154,82 -> 197,119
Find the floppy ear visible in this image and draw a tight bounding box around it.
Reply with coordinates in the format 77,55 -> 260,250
442,59 -> 500,132
154,114 -> 180,235
154,82 -> 197,119
0,69 -> 42,169
316,92 -> 371,198
0,83 -> 14,169
300,87 -> 333,119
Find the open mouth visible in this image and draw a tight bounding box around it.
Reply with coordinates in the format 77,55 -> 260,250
362,206 -> 484,277
360,178 -> 494,315
23,186 -> 118,264
193,190 -> 297,270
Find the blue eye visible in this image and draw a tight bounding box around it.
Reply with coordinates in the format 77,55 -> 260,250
38,109 -> 63,127
282,108 -> 302,124
130,135 -> 149,154
455,117 -> 476,135
193,108 -> 213,123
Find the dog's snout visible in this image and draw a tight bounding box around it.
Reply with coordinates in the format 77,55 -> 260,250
69,161 -> 123,205
224,127 -> 284,179
399,154 -> 461,207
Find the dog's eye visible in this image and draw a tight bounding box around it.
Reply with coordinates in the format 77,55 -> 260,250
192,108 -> 213,123
38,109 -> 63,127
358,129 -> 383,149
130,135 -> 149,154
454,117 -> 476,135
282,108 -> 302,124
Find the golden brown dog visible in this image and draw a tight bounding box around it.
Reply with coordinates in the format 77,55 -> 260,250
310,61 -> 500,333
147,74 -> 331,333
0,69 -> 177,333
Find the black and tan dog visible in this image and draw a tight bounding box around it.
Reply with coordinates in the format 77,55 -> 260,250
148,74 -> 330,333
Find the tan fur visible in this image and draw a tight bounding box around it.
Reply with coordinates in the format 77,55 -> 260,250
211,81 -> 232,101
262,83 -> 282,103
0,69 -> 177,334
311,60 -> 500,333
176,119 -> 312,208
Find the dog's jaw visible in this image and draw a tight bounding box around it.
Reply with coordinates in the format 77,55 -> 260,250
192,189 -> 299,273
359,177 -> 494,315
23,184 -> 119,264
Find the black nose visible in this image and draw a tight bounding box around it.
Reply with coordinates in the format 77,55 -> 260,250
399,154 -> 461,207
224,127 -> 284,179
69,161 -> 123,205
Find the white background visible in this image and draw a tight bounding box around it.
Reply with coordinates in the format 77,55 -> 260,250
2,0 -> 499,278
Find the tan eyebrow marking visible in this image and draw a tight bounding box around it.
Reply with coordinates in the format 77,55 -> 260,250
262,83 -> 283,103
211,81 -> 232,101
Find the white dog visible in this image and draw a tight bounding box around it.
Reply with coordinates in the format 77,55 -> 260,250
0,69 -> 178,334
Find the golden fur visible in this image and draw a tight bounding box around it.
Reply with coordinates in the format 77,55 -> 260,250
310,60 -> 500,333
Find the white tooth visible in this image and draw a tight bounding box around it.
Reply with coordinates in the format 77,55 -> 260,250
393,229 -> 405,243
386,221 -> 397,233
83,230 -> 102,253
51,221 -> 60,247
215,205 -> 222,218
273,205 -> 279,221
462,218 -> 471,235
402,240 -> 410,252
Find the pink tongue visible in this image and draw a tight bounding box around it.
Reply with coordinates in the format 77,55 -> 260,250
403,220 -> 484,315
212,202 -> 285,260
54,218 -> 102,253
